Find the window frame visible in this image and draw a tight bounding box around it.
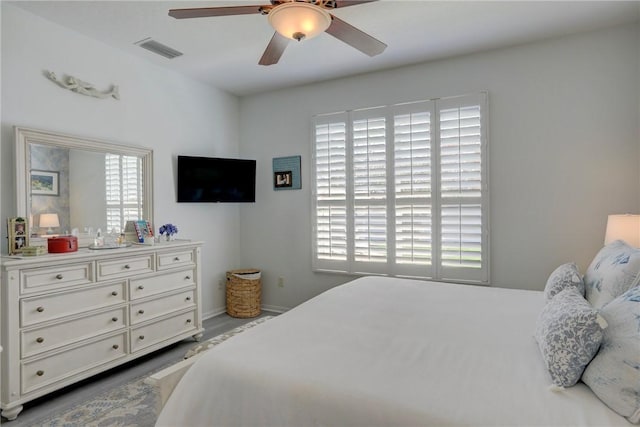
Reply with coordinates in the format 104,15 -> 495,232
311,92 -> 489,284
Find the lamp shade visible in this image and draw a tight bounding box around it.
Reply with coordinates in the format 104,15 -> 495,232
39,213 -> 60,228
268,2 -> 331,41
604,214 -> 640,247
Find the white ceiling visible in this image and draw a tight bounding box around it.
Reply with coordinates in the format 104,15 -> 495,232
12,0 -> 640,96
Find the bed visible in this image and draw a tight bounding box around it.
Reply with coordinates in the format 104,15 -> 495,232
155,273 -> 636,426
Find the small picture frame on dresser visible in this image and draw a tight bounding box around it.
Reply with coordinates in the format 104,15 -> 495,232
7,217 -> 29,255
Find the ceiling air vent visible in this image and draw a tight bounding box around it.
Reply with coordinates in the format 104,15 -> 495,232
135,38 -> 183,59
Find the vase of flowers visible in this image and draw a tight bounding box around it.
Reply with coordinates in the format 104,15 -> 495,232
159,223 -> 178,242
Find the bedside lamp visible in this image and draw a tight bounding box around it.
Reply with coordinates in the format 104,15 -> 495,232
39,213 -> 60,235
604,214 -> 640,247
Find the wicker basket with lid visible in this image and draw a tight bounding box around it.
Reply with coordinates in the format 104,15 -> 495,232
226,269 -> 261,318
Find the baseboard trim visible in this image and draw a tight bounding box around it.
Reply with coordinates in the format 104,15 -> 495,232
204,305 -> 289,320
203,308 -> 226,320
261,304 -> 289,314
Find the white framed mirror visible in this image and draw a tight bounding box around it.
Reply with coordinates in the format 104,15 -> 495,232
15,127 -> 153,247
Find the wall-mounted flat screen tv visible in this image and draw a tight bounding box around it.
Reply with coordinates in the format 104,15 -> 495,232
177,155 -> 256,203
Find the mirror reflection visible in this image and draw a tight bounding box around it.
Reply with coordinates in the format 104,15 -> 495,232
29,143 -> 144,236
16,127 -> 153,246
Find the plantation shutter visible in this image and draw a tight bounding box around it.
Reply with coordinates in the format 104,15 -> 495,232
392,101 -> 435,278
106,154 -> 144,233
312,92 -> 488,284
105,154 -> 121,232
313,113 -> 348,271
351,108 -> 388,274
438,94 -> 487,282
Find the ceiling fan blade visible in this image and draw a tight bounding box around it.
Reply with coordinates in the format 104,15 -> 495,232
325,15 -> 386,57
259,32 -> 290,66
169,5 -> 269,19
334,0 -> 378,8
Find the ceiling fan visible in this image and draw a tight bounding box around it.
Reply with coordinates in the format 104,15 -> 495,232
168,0 -> 387,66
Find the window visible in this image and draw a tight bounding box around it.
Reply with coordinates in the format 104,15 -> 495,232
312,93 -> 488,283
105,154 -> 144,233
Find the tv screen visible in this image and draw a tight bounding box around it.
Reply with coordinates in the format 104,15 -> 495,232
177,155 -> 256,203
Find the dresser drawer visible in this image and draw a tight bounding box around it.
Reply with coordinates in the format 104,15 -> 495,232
157,250 -> 195,271
130,269 -> 195,300
96,254 -> 154,280
131,310 -> 196,353
21,331 -> 127,394
130,289 -> 195,325
20,262 -> 94,295
21,281 -> 126,327
22,306 -> 127,358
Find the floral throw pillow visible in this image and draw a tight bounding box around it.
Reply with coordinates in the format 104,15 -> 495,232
535,288 -> 608,387
582,286 -> 640,424
543,262 -> 584,302
584,240 -> 640,309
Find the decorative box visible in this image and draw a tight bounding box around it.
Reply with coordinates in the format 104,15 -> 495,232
47,236 -> 78,253
21,246 -> 47,256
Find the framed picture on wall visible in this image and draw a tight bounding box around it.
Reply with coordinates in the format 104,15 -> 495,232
274,171 -> 293,188
31,170 -> 59,196
272,156 -> 301,191
7,217 -> 29,255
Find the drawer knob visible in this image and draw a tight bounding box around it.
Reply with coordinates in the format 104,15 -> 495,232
55,274 -> 64,280
186,319 -> 192,323
112,344 -> 119,350
111,291 -> 118,296
174,257 -> 180,261
185,276 -> 191,280
112,317 -> 118,322
36,306 -> 45,313
124,264 -> 131,269
36,370 -> 44,377
138,285 -> 145,290
186,296 -> 192,301
139,335 -> 145,340
138,309 -> 145,314
36,337 -> 44,343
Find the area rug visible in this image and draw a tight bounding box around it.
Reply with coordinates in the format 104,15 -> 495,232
184,315 -> 273,359
30,316 -> 273,427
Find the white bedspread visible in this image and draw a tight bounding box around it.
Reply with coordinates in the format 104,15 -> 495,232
156,276 -> 630,426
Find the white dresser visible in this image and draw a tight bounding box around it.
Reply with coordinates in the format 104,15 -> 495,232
0,240 -> 203,420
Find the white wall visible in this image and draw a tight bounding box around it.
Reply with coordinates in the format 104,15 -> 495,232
239,23 -> 640,311
69,150 -> 106,232
1,4 -> 242,317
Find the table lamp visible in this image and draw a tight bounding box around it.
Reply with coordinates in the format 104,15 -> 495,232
604,214 -> 640,247
39,213 -> 60,235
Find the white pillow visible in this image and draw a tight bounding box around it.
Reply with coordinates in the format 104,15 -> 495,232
535,288 -> 607,387
543,262 -> 584,302
582,285 -> 640,424
584,240 -> 640,309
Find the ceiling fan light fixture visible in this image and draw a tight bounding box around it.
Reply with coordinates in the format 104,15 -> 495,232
268,2 -> 331,41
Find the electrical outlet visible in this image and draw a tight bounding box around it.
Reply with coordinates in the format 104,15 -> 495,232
218,278 -> 225,290
277,277 -> 284,288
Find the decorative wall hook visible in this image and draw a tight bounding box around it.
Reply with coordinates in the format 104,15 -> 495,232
44,70 -> 120,100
